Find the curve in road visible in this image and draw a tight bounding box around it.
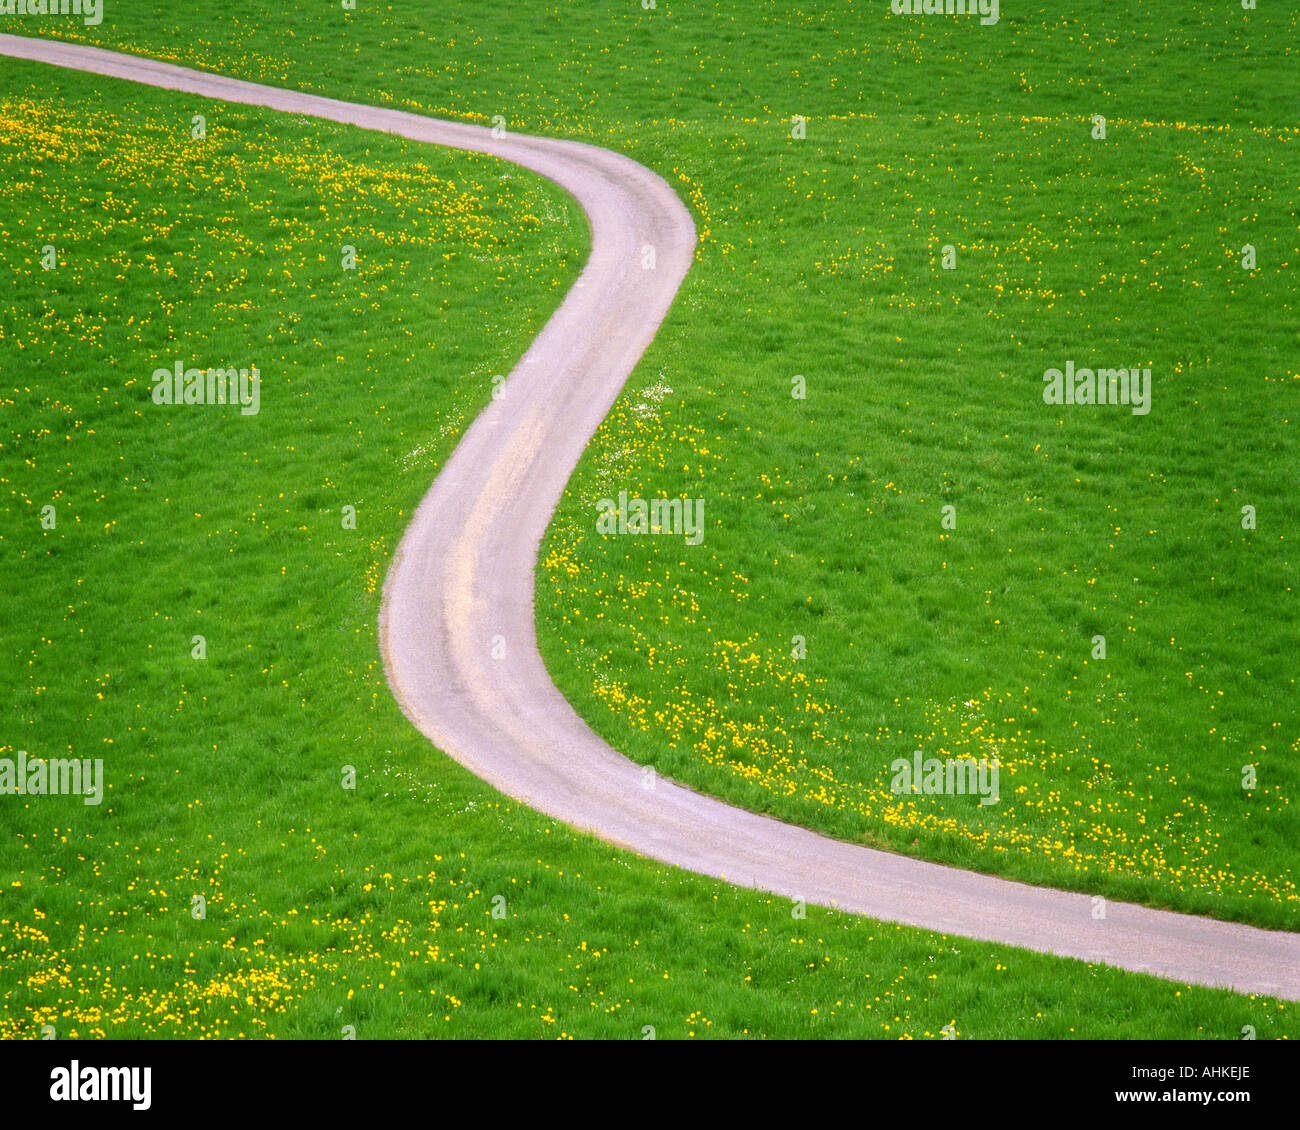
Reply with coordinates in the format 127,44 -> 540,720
6,32 -> 1298,1003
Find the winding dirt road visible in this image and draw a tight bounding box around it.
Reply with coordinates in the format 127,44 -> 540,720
7,32 -> 1298,1003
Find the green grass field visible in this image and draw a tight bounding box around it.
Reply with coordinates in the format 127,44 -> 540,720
2,1 -> 1297,1037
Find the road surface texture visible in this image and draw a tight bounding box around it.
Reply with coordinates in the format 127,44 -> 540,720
6,32 -> 1297,1002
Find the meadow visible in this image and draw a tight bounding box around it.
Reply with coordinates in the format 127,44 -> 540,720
1,1 -> 1297,1037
